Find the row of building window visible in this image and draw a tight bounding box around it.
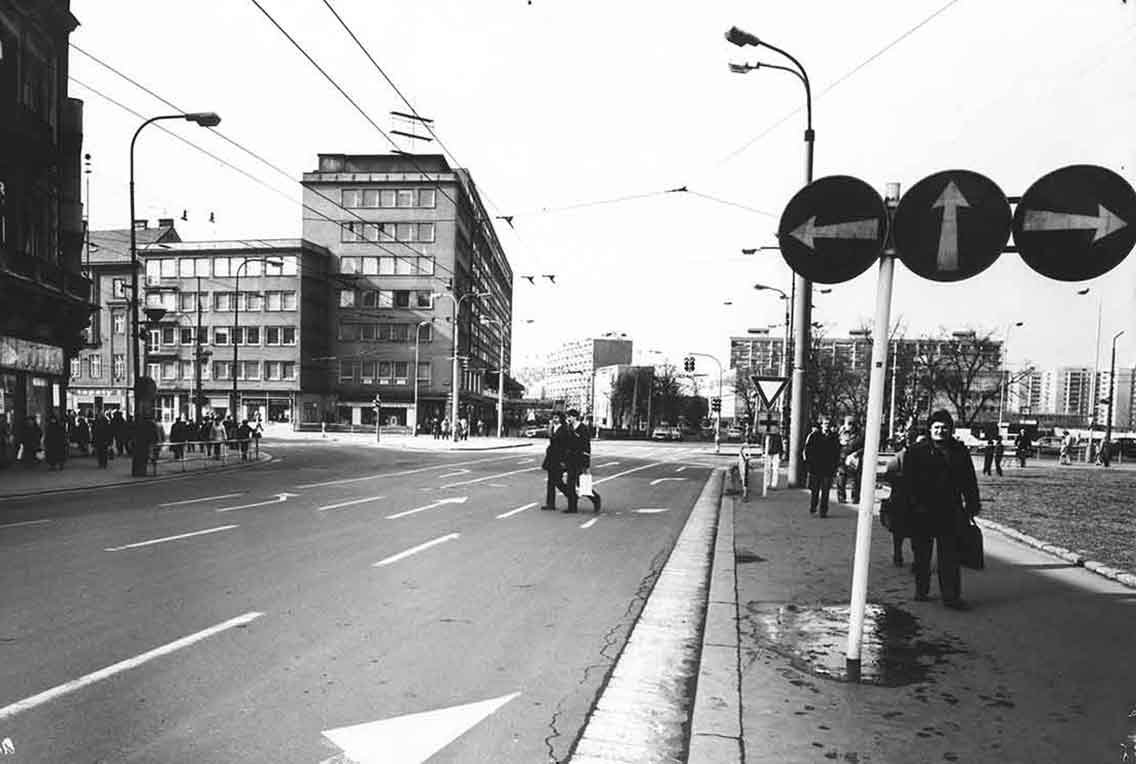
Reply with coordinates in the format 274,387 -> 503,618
143,290 -> 298,312
337,323 -> 434,343
71,358 -> 296,382
338,360 -> 431,385
340,222 -> 435,244
338,289 -> 433,309
144,256 -> 300,282
146,325 -> 298,347
338,255 -> 435,276
341,188 -> 436,209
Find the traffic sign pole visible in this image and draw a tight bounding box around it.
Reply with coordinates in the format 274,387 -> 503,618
845,182 -> 900,682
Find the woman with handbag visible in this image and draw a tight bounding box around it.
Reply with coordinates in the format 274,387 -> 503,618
899,409 -> 982,610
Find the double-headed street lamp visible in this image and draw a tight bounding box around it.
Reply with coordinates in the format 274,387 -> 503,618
997,321 -> 1024,427
431,289 -> 490,440
231,257 -> 283,420
727,25 -> 814,488
1104,330 -> 1125,465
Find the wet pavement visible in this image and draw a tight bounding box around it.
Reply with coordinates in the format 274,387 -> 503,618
733,483 -> 1136,763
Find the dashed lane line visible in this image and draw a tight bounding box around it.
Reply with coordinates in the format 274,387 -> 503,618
0,519 -> 53,529
593,462 -> 664,486
0,612 -> 264,722
159,493 -> 243,507
496,502 -> 537,519
318,495 -> 385,512
580,517 -> 599,529
372,533 -> 460,567
295,454 -> 520,489
439,465 -> 540,489
104,525 -> 239,552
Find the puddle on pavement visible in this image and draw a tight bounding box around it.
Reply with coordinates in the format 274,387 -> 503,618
745,601 -> 966,686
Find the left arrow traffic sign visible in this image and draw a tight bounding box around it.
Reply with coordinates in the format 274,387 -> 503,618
778,176 -> 888,284
789,217 -> 880,250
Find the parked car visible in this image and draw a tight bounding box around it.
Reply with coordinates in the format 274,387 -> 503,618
724,427 -> 744,442
651,425 -> 683,441
1034,435 -> 1063,456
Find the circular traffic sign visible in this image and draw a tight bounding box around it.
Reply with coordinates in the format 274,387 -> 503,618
893,170 -> 1011,282
1012,165 -> 1136,281
777,175 -> 888,284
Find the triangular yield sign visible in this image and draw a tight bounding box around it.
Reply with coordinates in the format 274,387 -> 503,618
321,692 -> 520,764
752,376 -> 788,409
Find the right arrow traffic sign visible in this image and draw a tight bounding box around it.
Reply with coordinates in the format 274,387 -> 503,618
893,170 -> 1012,282
1012,164 -> 1136,281
777,175 -> 889,284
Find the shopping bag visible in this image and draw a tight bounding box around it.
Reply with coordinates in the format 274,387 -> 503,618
959,519 -> 984,570
577,471 -> 594,497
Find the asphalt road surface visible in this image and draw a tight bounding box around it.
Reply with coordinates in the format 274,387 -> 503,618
0,439 -> 729,763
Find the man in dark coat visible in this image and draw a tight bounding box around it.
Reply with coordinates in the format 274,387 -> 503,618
92,411 -> 112,468
900,409 -> 981,609
170,416 -> 187,460
43,414 -> 68,470
541,412 -> 573,510
803,420 -> 839,517
565,408 -> 600,513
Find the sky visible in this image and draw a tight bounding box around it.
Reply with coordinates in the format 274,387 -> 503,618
68,0 -> 1136,377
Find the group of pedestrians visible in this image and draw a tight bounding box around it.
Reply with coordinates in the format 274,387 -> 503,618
0,410 -> 133,470
541,409 -> 601,514
426,415 -> 491,440
801,417 -> 864,517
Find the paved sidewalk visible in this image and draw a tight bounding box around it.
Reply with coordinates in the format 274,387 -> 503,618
727,482 -> 1136,763
263,426 -> 536,452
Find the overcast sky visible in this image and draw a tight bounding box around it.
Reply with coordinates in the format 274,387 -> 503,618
69,0 -> 1136,375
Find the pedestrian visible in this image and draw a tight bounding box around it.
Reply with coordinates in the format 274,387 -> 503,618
803,420 -> 838,517
92,411 -> 112,468
882,427 -> 919,567
566,408 -> 601,513
541,412 -> 572,511
836,417 -> 864,504
1100,439 -> 1113,468
19,415 -> 42,467
441,417 -> 450,440
170,415 -> 187,460
982,437 -> 995,476
898,409 -> 981,610
237,419 -> 252,461
209,417 -> 226,459
0,415 -> 10,468
75,415 -> 90,456
1014,431 -> 1030,468
993,436 -> 1004,476
43,414 -> 67,470
1059,432 -> 1074,465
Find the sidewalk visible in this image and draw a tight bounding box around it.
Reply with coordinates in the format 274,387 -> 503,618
264,426 -> 536,452
718,480 -> 1136,762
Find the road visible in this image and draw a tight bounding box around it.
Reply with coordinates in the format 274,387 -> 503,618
0,438 -> 729,763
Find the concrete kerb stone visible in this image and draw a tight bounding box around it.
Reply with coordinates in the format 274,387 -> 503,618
977,516 -> 1136,590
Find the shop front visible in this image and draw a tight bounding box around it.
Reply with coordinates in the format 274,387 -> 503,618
1,335 -> 68,433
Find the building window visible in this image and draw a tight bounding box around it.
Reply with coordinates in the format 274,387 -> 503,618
147,362 -> 161,380
113,354 -> 126,381
419,189 -> 436,208
359,324 -> 377,341
361,360 -> 377,384
214,326 -> 231,345
417,361 -> 431,383
396,189 -> 415,208
265,327 -> 280,346
281,327 -> 296,345
361,290 -> 378,308
238,361 -> 260,380
213,257 -> 230,277
361,256 -> 379,275
161,361 -> 177,380
342,189 -> 360,208
161,326 -> 176,345
213,361 -> 231,380
264,259 -> 283,276
338,323 -> 358,341
89,355 -> 102,379
378,360 -> 391,382
339,360 -> 357,383
112,279 -> 127,298
282,256 -> 298,276
112,311 -> 126,334
393,290 -> 411,308
393,361 -> 410,384
148,328 -> 161,351
179,259 -> 195,277
70,358 -> 80,379
395,223 -> 415,242
243,292 -> 263,312
180,360 -> 194,379
339,290 -> 356,308
417,223 -> 435,242
214,292 -> 234,311
362,189 -> 380,208
180,327 -> 196,345
415,291 -> 433,308
417,257 -> 435,275
236,326 -> 260,346
159,259 -> 177,278
341,221 -> 364,242
380,189 -> 396,208
282,362 -> 296,380
340,256 -> 361,274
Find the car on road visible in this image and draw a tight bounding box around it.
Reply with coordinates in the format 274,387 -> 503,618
1034,435 -> 1063,456
724,427 -> 744,442
651,425 -> 683,441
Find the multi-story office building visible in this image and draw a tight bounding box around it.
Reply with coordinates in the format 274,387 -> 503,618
70,226 -> 334,424
301,153 -> 513,431
544,337 -> 633,415
1,0 -> 91,433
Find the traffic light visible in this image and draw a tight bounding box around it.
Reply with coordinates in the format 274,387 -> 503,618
711,397 -> 721,413
683,356 -> 695,372
372,394 -> 382,413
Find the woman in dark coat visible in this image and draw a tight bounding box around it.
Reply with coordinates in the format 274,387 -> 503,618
899,409 -> 981,609
20,416 -> 43,467
541,413 -> 573,511
43,414 -> 68,470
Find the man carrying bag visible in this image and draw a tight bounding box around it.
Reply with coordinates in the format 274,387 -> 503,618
564,409 -> 601,514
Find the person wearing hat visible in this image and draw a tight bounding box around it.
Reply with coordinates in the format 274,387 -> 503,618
897,409 -> 982,610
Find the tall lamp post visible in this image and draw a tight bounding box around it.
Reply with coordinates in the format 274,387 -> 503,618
754,283 -> 792,433
412,319 -> 433,435
997,321 -> 1024,429
479,315 -> 506,438
1077,288 -> 1103,461
128,111 -> 220,477
231,257 -> 283,420
431,289 -> 489,441
1104,330 -> 1125,465
727,26 -> 814,488
688,352 -> 724,454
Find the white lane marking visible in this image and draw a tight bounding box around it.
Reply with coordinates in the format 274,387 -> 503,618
0,612 -> 264,721
593,462 -> 662,486
105,525 -> 239,552
675,466 -> 687,473
296,455 -> 519,489
487,483 -> 508,488
158,493 -> 243,508
386,496 -> 468,520
216,492 -> 299,513
0,519 -> 53,529
373,533 -> 460,567
496,502 -> 537,519
634,508 -> 670,514
596,461 -> 620,468
318,495 -> 385,512
580,517 -> 599,529
650,477 -> 687,486
516,458 -> 535,464
437,469 -> 471,479
440,466 -> 540,489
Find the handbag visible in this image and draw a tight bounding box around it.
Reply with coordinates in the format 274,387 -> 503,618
959,518 -> 985,570
577,471 -> 594,497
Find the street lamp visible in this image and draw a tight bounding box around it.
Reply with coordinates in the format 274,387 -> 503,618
728,25 -> 814,488
687,352 -> 724,454
1104,330 -> 1125,465
231,257 -> 283,421
479,315 -> 506,438
997,321 -> 1024,428
1077,287 -> 1103,461
431,289 -> 490,440
128,111 -> 219,477
754,283 -> 792,432
412,319 -> 433,436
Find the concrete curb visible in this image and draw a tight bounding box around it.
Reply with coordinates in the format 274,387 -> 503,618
975,517 -> 1136,590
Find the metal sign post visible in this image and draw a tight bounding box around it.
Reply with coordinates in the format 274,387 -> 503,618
845,183 -> 900,681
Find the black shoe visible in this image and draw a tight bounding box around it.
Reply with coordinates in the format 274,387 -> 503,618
818,511 -> 827,518
562,508 -> 578,514
809,507 -> 817,514
943,599 -> 970,611
540,505 -> 556,510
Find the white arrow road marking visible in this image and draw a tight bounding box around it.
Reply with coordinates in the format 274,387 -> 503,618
596,461 -> 620,468
650,477 -> 687,486
159,493 -> 243,507
1022,204 -> 1128,242
0,518 -> 53,529
386,496 -> 469,520
216,493 -> 299,513
105,525 -> 239,552
516,458 -> 535,464
321,691 -> 520,764
0,612 -> 263,722
372,533 -> 460,567
496,502 -> 537,519
296,454 -> 519,489
790,216 -> 880,250
933,180 -> 969,272
318,495 -> 385,512
580,517 -> 599,529
440,466 -> 540,489
634,508 -> 670,514
675,466 -> 687,473
437,469 -> 471,479
593,462 -> 662,486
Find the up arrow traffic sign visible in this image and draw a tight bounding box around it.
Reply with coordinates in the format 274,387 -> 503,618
1021,204 -> 1127,242
932,180 -> 970,272
789,216 -> 881,250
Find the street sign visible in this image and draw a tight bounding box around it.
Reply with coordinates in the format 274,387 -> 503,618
755,410 -> 780,435
893,170 -> 1011,282
751,375 -> 787,409
777,175 -> 889,284
1012,164 -> 1136,281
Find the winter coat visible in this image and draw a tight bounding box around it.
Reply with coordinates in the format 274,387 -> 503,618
542,424 -> 574,473
44,420 -> 68,465
899,437 -> 981,537
803,429 -> 839,477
